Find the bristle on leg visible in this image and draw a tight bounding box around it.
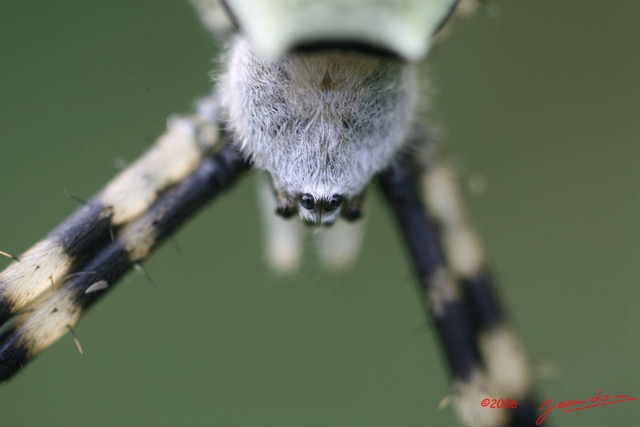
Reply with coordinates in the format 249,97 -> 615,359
0,98 -> 223,328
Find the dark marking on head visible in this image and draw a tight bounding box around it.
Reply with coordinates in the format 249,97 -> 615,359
320,70 -> 334,92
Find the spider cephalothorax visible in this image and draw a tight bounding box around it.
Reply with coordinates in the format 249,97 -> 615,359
221,36 -> 417,224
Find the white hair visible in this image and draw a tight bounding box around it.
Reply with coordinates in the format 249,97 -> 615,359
220,36 -> 418,224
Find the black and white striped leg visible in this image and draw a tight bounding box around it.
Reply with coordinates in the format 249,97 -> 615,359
422,161 -> 540,425
0,144 -> 249,381
378,153 -> 537,426
0,97 -> 224,327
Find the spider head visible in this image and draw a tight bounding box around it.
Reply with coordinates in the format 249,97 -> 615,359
275,191 -> 362,226
297,193 -> 342,226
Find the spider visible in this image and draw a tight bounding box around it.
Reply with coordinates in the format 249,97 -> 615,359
0,1 -> 543,426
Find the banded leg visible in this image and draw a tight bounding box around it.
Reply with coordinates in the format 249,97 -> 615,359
0,93 -> 250,380
378,151 -> 538,426
257,173 -> 304,274
422,157 -> 538,424
0,143 -> 248,380
313,217 -> 367,272
0,96 -> 223,327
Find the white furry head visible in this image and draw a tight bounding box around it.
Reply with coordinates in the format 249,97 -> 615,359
220,36 -> 417,224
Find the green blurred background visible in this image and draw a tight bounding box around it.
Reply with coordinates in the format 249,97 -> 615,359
1,1 -> 638,426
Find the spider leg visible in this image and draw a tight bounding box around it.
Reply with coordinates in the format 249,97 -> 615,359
422,160 -> 539,424
313,217 -> 367,272
378,151 -> 538,426
0,143 -> 248,381
0,97 -> 222,327
0,94 -> 250,380
257,173 -> 303,273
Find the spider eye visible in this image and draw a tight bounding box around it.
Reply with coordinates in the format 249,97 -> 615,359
300,193 -> 317,210
325,194 -> 342,212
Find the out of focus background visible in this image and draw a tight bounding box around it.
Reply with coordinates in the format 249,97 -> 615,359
1,1 -> 638,426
